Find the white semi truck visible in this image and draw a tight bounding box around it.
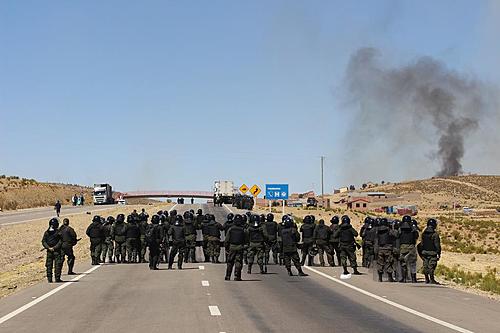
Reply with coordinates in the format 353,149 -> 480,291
213,180 -> 235,204
93,183 -> 115,205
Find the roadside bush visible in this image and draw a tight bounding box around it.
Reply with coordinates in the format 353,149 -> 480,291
436,265 -> 500,295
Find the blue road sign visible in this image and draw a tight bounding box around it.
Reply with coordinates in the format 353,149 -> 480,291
265,184 -> 289,200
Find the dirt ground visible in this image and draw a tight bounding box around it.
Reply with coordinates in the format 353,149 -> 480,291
0,203 -> 173,298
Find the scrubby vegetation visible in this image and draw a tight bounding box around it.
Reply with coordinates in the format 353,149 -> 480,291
436,264 -> 500,295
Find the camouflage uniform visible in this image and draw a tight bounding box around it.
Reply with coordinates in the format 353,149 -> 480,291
42,227 -> 63,282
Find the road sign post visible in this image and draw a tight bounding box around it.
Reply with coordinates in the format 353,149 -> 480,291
265,184 -> 289,216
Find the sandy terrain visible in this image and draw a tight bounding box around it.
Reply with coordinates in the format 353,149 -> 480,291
0,203 -> 173,298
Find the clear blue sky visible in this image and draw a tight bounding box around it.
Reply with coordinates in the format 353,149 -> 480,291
1,1 -> 499,193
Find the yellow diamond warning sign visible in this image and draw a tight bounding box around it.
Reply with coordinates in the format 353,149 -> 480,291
239,184 -> 249,194
250,184 -> 261,197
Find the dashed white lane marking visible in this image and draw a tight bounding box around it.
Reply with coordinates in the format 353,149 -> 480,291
167,204 -> 179,213
0,265 -> 101,325
304,266 -> 474,333
199,265 -> 205,270
202,280 -> 210,287
209,305 -> 221,316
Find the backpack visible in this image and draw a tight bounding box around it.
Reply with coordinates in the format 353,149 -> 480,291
145,225 -> 156,244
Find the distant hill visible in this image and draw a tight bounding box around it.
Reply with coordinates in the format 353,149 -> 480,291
0,175 -> 92,211
360,175 -> 500,209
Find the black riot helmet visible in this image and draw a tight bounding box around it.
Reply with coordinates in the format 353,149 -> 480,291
242,214 -> 248,223
341,215 -> 351,225
151,214 -> 160,225
364,216 -> 372,225
330,216 -> 340,224
183,211 -> 190,219
107,216 -> 115,224
127,215 -> 135,223
402,215 -> 412,224
380,218 -> 388,226
159,214 -> 166,223
266,213 -> 274,222
260,214 -> 266,223
310,215 -> 316,223
252,214 -> 260,227
170,210 -> 177,217
427,218 -> 437,228
175,215 -> 183,225
93,215 -> 101,223
209,214 -> 216,221
319,219 -> 325,225
197,209 -> 203,215
116,214 -> 125,223
284,216 -> 293,228
234,214 -> 243,226
49,217 -> 59,229
227,213 -> 234,221
304,215 -> 312,224
157,210 -> 164,216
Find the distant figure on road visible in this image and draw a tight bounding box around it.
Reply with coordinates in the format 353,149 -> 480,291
59,218 -> 78,275
191,197 -> 194,204
42,218 -> 63,283
54,200 -> 62,217
72,194 -> 77,206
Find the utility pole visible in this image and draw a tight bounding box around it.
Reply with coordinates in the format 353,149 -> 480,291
321,156 -> 325,202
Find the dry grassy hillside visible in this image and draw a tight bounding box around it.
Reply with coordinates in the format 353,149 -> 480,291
0,175 -> 92,211
362,175 -> 500,210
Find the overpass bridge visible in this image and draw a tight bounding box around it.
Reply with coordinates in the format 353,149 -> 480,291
121,191 -> 214,199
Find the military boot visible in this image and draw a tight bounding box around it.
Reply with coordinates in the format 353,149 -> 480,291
307,255 -> 313,267
273,254 -> 278,265
424,274 -> 430,284
55,277 -> 63,283
353,267 -> 362,275
342,266 -> 349,275
400,268 -> 407,283
259,265 -> 266,274
215,257 -> 220,264
411,273 -> 417,283
47,275 -> 53,283
287,268 -> 294,276
378,272 -> 383,282
247,264 -> 252,274
297,267 -> 308,277
211,256 -> 216,264
388,274 -> 394,282
68,262 -> 75,275
430,274 -> 440,285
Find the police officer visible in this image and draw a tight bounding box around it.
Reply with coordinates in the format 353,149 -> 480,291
168,215 -> 186,270
361,217 -> 376,268
280,216 -> 308,277
300,215 -> 316,266
125,215 -> 140,263
334,215 -> 362,276
86,215 -> 104,265
147,215 -> 163,270
224,213 -> 235,260
200,214 -> 212,262
398,215 -> 419,283
112,214 -> 127,263
225,214 -> 248,281
159,213 -> 170,263
327,216 -> 341,267
101,216 -> 115,263
418,218 -> 441,284
42,218 -> 63,282
206,214 -> 224,263
263,213 -> 279,265
374,218 -> 398,282
138,212 -> 149,263
247,215 -> 267,274
313,219 -> 331,267
183,211 -> 197,263
59,218 -> 77,275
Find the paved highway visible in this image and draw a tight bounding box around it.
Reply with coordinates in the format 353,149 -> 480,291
0,204 -> 498,332
0,205 -> 116,226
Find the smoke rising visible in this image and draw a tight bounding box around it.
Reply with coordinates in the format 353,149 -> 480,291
341,47 -> 490,178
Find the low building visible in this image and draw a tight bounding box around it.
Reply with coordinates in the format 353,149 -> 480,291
347,197 -> 370,211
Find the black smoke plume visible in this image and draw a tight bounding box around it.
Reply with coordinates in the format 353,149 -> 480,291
342,47 -> 486,177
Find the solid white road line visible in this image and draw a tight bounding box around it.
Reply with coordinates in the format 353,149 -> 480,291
168,204 -> 179,213
208,306 -> 221,316
0,207 -> 113,226
304,266 -> 474,333
199,265 -> 205,270
0,265 -> 101,325
201,280 -> 210,287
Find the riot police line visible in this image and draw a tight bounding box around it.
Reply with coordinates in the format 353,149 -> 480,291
41,208 -> 441,284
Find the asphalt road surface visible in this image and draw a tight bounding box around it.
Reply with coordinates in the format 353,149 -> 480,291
0,205 -> 116,226
0,204 -> 498,332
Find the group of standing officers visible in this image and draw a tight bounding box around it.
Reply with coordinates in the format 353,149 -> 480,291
41,207 -> 441,285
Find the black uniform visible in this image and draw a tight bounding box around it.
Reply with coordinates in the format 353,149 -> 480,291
168,219 -> 186,269
59,223 -> 77,274
224,219 -> 248,281
86,218 -> 104,265
300,217 -> 315,266
313,220 -> 331,266
42,222 -> 63,282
